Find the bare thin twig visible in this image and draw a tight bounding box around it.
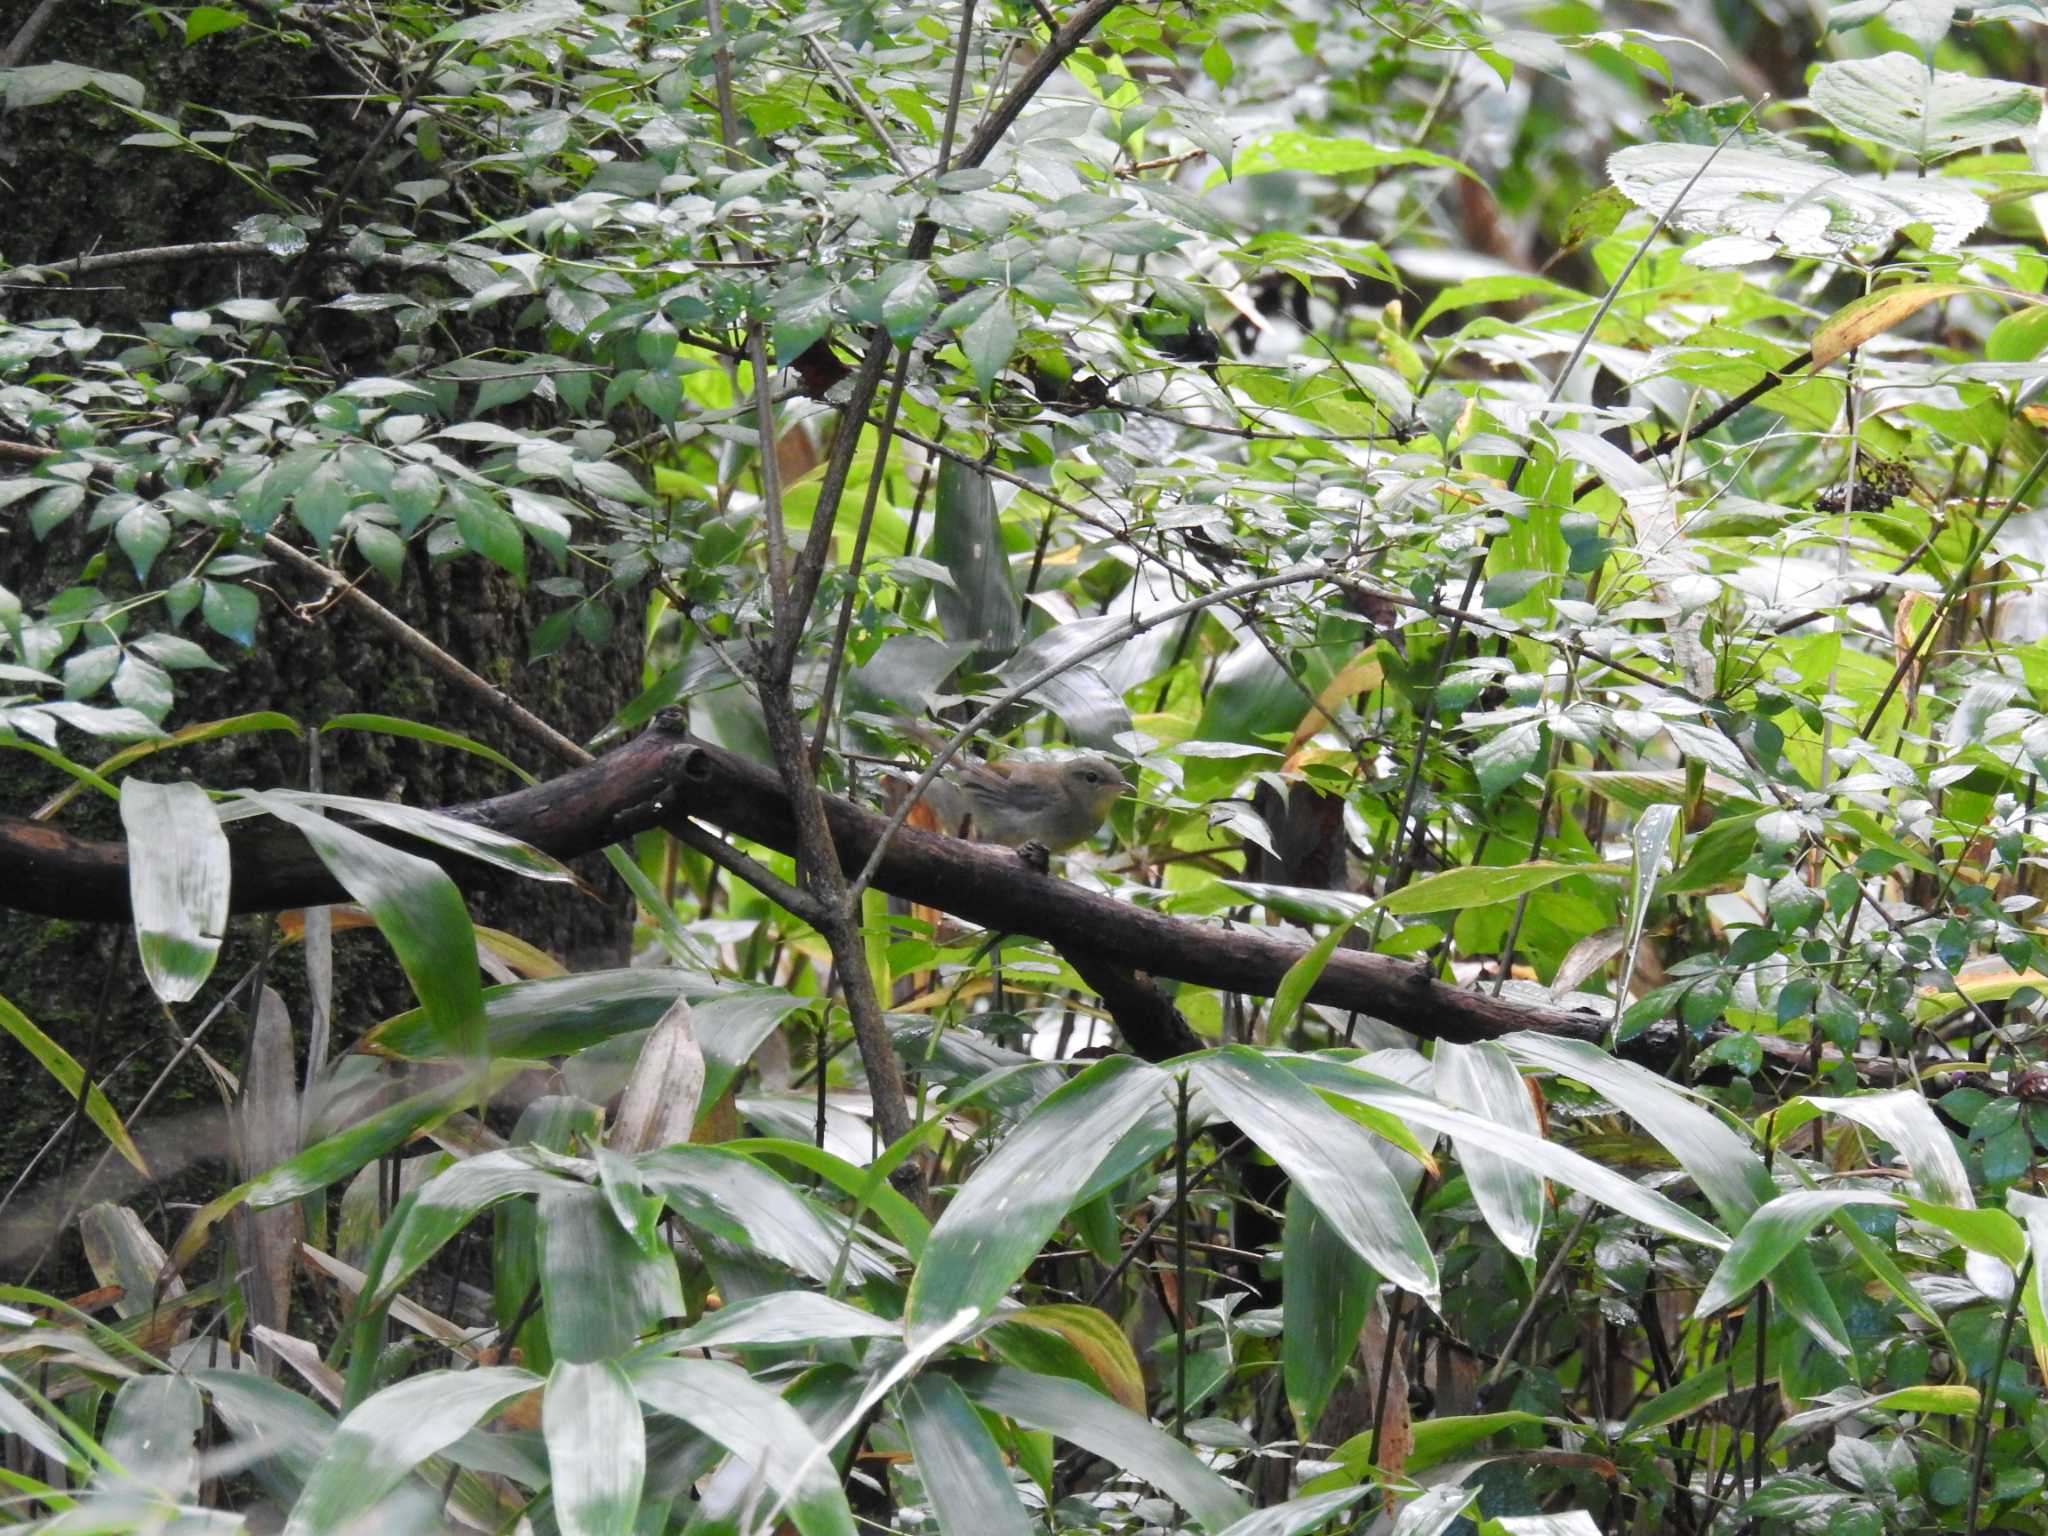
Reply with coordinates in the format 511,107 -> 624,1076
669,819 -> 820,922
261,535 -> 589,768
0,0 -> 64,69
5,241 -> 276,285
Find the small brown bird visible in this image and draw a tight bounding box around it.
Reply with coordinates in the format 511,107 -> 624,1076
917,754 -> 1129,850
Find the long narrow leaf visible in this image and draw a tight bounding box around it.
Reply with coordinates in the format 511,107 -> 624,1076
0,991 -> 148,1175
1500,1034 -> 1771,1222
1280,1182 -> 1374,1440
1295,1056 -> 1726,1250
627,1356 -> 856,1536
245,792 -> 485,1061
1434,1041 -> 1544,1263
899,1373 -> 1034,1536
1695,1190 -> 1899,1317
1195,1047 -> 1438,1301
282,1366 -> 540,1536
544,1360 -> 645,1536
122,777 -> 229,1004
1804,1091 -> 1972,1206
950,1362 -> 1249,1532
906,1056 -> 1171,1340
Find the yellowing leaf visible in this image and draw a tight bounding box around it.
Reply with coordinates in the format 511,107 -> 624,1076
475,925 -> 566,979
1915,965 -> 2048,1020
1286,650 -> 1384,760
996,1304 -> 1147,1415
1809,284 -> 1978,370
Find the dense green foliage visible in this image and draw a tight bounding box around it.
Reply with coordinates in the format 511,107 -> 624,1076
9,0 -> 2048,1531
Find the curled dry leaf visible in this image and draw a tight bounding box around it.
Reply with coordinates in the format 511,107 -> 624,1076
607,995 -> 706,1154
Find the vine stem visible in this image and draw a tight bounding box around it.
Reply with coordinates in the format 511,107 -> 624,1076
1964,1253 -> 2032,1536
1173,1073 -> 1191,1439
1480,1203 -> 1594,1402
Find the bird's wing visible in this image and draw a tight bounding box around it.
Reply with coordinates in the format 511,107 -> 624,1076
956,761 -> 1059,813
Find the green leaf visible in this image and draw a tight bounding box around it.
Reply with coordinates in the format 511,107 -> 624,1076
540,1181 -> 684,1362
453,489 -> 526,578
2006,1190 -> 2048,1385
257,789 -> 573,884
877,261 -> 939,342
906,1057 -> 1170,1341
725,1137 -> 931,1260
1502,1035 -> 1771,1223
667,1292 -> 896,1351
1212,1488 -> 1372,1536
1772,1384 -> 1979,1447
104,1373 -> 203,1495
1434,1042 -> 1543,1263
201,580 -> 260,648
433,0 -> 584,44
1810,53 -> 2040,161
1608,143 -> 1985,258
1192,1047 -> 1437,1303
1406,1411 -> 1547,1473
184,5 -> 246,41
1695,1189 -> 1900,1318
367,1148 -> 568,1307
293,461 -> 350,550
121,777 -> 230,1004
983,1304 -> 1146,1416
1500,1035 -> 1853,1355
1621,1359 -> 1735,1441
1224,130 -> 1473,181
950,1363 -> 1249,1532
961,299 -> 1018,399
1618,803 -> 1679,1027
773,271 -> 841,363
1298,1057 -> 1727,1251
0,991 -> 149,1176
239,1063 -> 528,1213
573,459 -> 653,505
1379,860 -> 1626,915
1803,1091 -> 1972,1206
1267,916 -> 1356,1041
1,63 -> 145,109
544,1360 -> 644,1536
243,792 -> 484,1061
637,1144 -> 882,1285
899,1374 -> 1034,1536
282,1367 -> 540,1535
353,522 -> 405,586
364,970 -> 786,1062
1415,275 -> 1587,331
34,711 -> 297,819
627,1357 -> 857,1536
389,463 -> 442,533
1281,1182 -> 1373,1439
115,503 -> 170,581
1472,719 -> 1545,805
929,457 -> 1022,659
196,1370 -> 334,1489
320,713 -> 533,781
1898,1196 -> 2026,1266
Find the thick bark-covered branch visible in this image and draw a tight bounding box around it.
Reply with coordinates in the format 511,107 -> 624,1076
0,717 -> 1606,1046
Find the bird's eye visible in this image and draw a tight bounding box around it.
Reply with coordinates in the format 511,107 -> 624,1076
1080,769 -> 1100,783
